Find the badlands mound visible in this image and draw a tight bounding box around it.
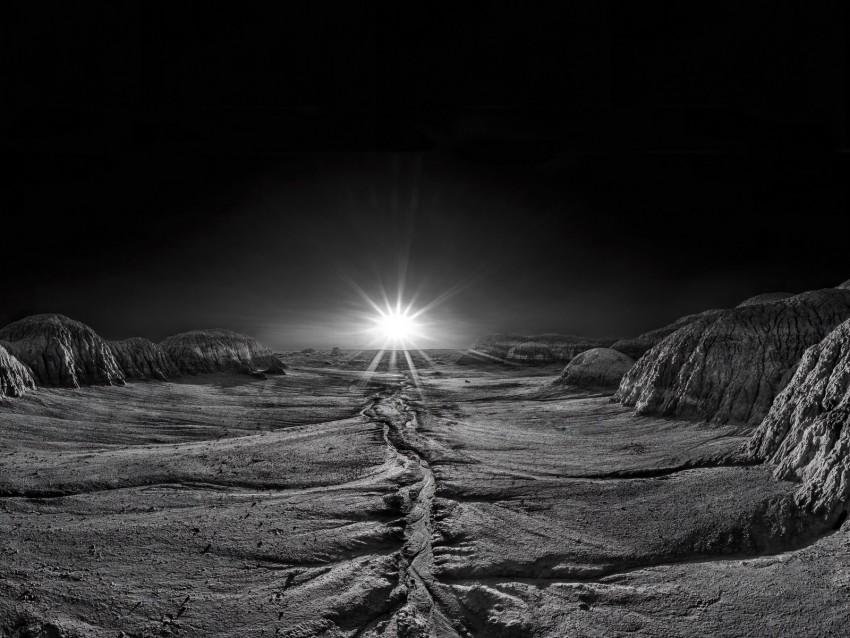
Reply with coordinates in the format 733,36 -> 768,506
458,332 -> 614,365
0,343 -> 36,398
746,318 -> 850,519
0,314 -> 125,388
161,329 -> 284,375
611,309 -> 724,359
737,291 -> 794,307
109,337 -> 180,381
616,289 -> 850,425
838,279 -> 850,290
555,347 -> 635,390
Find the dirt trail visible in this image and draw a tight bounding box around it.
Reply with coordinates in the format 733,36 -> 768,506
360,380 -> 467,638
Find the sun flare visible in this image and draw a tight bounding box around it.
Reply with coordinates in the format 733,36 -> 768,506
373,309 -> 418,343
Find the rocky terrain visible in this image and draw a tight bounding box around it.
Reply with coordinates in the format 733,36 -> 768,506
554,347 -> 634,390
0,314 -> 125,389
736,291 -> 794,307
458,333 -> 614,365
611,309 -> 724,359
160,329 -> 284,375
616,289 -> 850,425
746,318 -> 850,520
109,338 -> 180,381
0,344 -> 36,399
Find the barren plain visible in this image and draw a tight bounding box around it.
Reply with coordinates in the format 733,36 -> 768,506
2,351 -> 849,637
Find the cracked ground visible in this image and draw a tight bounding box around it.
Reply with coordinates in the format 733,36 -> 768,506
2,359 -> 850,637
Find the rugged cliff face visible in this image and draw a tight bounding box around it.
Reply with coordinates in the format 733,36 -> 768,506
0,344 -> 36,398
611,309 -> 724,359
615,289 -> 850,425
161,329 -> 284,375
0,314 -> 125,388
746,319 -> 850,518
737,292 -> 794,307
457,333 -> 615,365
555,347 -> 635,390
109,338 -> 180,381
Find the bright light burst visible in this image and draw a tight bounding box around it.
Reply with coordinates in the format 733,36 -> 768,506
373,309 -> 419,343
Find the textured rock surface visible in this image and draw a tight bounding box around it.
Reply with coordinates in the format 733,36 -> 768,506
737,291 -> 794,307
0,344 -> 36,398
555,347 -> 635,389
161,329 -> 284,375
746,319 -> 850,517
458,333 -> 614,365
838,279 -> 850,290
611,309 -> 724,359
0,314 -> 125,388
109,338 -> 180,381
616,289 -> 850,425
507,341 -> 557,364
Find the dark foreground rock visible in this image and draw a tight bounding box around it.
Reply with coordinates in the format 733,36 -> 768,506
615,289 -> 850,425
555,347 -> 635,390
161,329 -> 284,375
458,333 -> 615,365
0,314 -> 125,388
109,337 -> 180,381
737,292 -> 794,307
611,309 -> 724,359
746,318 -> 850,519
0,343 -> 36,398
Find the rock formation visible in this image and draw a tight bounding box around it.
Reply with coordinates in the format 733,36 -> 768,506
737,292 -> 794,307
611,309 -> 724,359
0,314 -> 125,388
161,329 -> 284,375
458,333 -> 614,365
555,347 -> 635,390
615,289 -> 850,425
109,338 -> 180,381
746,318 -> 850,518
0,343 -> 36,398
507,341 -> 557,365
838,279 -> 850,290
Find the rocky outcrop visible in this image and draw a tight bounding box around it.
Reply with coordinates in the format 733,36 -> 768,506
746,319 -> 850,518
611,309 -> 724,359
737,292 -> 794,307
555,348 -> 635,390
161,329 -> 284,375
615,289 -> 850,425
838,279 -> 850,290
457,333 -> 614,365
109,338 -> 180,381
507,341 -> 556,365
0,344 -> 36,398
0,314 -> 125,388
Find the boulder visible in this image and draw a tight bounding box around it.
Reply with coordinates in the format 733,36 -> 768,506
615,289 -> 850,425
745,318 -> 850,518
737,292 -> 794,307
0,343 -> 36,398
555,348 -> 635,390
0,314 -> 125,388
109,337 -> 180,381
161,329 -> 284,375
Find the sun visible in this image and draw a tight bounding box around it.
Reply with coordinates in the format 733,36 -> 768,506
374,309 -> 418,343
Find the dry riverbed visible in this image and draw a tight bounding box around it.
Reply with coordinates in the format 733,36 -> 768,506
2,356 -> 848,636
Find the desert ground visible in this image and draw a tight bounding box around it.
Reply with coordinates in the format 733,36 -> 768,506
3,349 -> 849,638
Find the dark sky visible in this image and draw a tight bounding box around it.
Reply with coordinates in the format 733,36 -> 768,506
5,3 -> 848,348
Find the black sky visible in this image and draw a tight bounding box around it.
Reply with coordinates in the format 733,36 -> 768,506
5,3 -> 848,348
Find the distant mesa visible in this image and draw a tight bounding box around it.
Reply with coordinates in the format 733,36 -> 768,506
301,347 -> 316,354
737,292 -> 794,307
109,337 -> 180,381
611,309 -> 724,360
160,329 -> 285,376
745,318 -> 850,520
0,313 -> 125,388
555,347 -> 635,390
457,333 -> 615,365
616,289 -> 850,425
0,343 -> 36,398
